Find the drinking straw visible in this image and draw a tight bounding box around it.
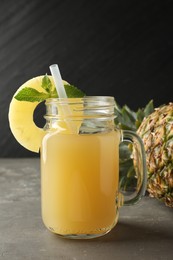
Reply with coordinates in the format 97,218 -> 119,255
49,64 -> 76,133
49,64 -> 68,99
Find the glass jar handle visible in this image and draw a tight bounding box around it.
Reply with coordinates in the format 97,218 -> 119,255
119,130 -> 147,206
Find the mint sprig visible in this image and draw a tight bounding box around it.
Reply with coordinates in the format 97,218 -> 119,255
14,88 -> 49,102
14,75 -> 85,102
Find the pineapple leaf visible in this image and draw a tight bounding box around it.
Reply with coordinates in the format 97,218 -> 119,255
114,99 -> 154,130
143,100 -> 154,117
114,102 -> 137,131
136,108 -> 145,128
123,105 -> 137,121
122,106 -> 137,129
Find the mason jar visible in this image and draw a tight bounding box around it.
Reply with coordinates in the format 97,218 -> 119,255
40,96 -> 147,239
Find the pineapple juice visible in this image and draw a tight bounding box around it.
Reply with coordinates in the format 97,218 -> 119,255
41,130 -> 120,236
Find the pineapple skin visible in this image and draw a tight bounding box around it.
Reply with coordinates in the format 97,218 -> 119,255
137,103 -> 173,207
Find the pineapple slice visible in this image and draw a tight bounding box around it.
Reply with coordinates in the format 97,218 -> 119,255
8,76 -> 84,153
8,76 -> 67,153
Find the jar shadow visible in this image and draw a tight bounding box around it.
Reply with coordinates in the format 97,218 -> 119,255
50,220 -> 172,243
97,220 -> 173,243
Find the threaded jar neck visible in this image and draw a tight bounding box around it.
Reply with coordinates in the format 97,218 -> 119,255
45,96 -> 115,120
44,97 -> 116,134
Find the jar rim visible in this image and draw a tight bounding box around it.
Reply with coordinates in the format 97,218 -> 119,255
45,96 -> 115,104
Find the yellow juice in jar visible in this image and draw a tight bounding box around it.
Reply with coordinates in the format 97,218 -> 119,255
41,130 -> 120,236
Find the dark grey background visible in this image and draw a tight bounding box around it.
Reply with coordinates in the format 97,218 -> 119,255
0,0 -> 172,157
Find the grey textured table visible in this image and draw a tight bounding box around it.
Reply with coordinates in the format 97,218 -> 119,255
0,158 -> 173,260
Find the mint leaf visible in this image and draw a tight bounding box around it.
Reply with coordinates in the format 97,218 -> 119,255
50,87 -> 58,97
64,84 -> 85,98
50,84 -> 85,98
14,87 -> 49,102
41,74 -> 52,93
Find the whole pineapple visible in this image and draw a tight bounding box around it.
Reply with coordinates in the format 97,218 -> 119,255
115,101 -> 173,207
137,103 -> 173,207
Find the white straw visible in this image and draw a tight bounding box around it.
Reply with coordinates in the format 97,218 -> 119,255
49,64 -> 76,133
49,64 -> 67,98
